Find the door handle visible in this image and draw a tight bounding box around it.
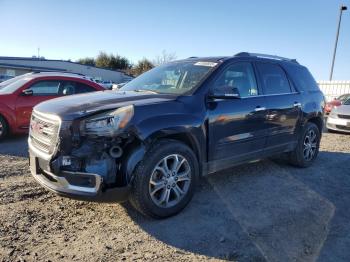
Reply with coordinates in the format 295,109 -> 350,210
254,106 -> 266,112
293,102 -> 302,108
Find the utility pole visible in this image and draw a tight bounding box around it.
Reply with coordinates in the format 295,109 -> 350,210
37,47 -> 40,58
329,5 -> 347,81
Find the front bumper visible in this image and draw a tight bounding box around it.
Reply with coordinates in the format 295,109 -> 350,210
29,145 -> 130,203
326,117 -> 350,133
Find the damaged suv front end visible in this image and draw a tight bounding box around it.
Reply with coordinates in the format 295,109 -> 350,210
29,102 -> 142,202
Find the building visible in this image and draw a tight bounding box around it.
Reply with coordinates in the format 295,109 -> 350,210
0,56 -> 133,83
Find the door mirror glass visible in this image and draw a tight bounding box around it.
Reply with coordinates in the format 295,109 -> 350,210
22,89 -> 33,96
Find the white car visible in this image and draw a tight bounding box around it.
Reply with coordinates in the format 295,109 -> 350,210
327,99 -> 350,133
100,80 -> 113,89
112,82 -> 127,90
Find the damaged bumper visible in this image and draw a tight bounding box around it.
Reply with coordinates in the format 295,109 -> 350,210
29,144 -> 130,203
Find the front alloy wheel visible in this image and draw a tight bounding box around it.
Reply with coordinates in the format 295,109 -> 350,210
149,154 -> 191,208
129,139 -> 198,218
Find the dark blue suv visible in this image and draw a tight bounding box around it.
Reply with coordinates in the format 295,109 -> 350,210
29,52 -> 325,218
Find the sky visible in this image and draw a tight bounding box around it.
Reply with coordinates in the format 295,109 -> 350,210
1,0 -> 349,80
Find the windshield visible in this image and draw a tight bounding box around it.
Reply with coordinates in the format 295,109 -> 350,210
0,74 -> 32,94
121,61 -> 217,95
338,94 -> 350,102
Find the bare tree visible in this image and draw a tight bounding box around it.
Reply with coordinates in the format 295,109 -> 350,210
153,50 -> 177,66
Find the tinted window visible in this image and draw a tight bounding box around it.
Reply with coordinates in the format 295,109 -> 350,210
212,62 -> 258,97
256,63 -> 291,95
284,64 -> 319,92
58,81 -> 76,96
75,82 -> 96,93
29,81 -> 61,95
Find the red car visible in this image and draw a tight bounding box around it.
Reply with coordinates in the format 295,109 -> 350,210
0,72 -> 105,139
325,93 -> 350,114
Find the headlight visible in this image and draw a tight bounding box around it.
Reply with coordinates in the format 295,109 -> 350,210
329,108 -> 337,117
82,105 -> 134,136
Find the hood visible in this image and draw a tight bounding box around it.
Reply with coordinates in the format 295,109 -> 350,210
34,90 -> 176,120
333,104 -> 350,115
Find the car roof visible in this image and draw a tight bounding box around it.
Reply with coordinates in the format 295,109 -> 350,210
28,71 -> 91,80
175,52 -> 301,67
175,56 -> 228,63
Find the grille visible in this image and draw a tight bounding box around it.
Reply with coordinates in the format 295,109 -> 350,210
29,111 -> 60,155
338,114 -> 350,120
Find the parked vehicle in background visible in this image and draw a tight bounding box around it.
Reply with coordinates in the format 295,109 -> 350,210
29,53 -> 324,218
0,74 -> 13,83
327,98 -> 350,133
94,80 -> 113,89
324,93 -> 350,114
112,82 -> 128,90
0,72 -> 104,139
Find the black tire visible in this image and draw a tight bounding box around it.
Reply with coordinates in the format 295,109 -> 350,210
0,115 -> 9,140
129,139 -> 199,218
289,122 -> 320,168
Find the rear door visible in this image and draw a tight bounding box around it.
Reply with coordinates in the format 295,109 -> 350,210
15,80 -> 61,129
207,62 -> 269,172
255,62 -> 302,153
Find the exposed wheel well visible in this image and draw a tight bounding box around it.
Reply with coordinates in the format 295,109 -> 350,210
0,113 -> 9,129
307,117 -> 323,133
0,113 -> 10,139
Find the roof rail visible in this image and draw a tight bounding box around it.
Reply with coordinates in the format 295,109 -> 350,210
187,56 -> 198,59
234,52 -> 298,64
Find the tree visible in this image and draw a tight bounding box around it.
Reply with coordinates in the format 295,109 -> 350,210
95,51 -> 131,71
95,51 -> 111,68
76,57 -> 95,66
130,58 -> 154,76
109,54 -> 131,71
153,50 -> 177,66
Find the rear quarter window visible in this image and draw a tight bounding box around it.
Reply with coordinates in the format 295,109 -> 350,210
284,64 -> 319,92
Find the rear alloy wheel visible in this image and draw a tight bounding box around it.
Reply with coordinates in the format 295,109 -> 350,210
0,115 -> 9,140
129,140 -> 198,218
289,122 -> 320,167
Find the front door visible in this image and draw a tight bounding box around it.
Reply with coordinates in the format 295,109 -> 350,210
15,80 -> 61,129
207,62 -> 269,173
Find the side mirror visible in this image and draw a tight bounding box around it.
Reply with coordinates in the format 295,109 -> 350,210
208,87 -> 241,99
22,89 -> 33,96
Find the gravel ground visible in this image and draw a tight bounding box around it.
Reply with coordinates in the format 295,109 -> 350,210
0,132 -> 349,262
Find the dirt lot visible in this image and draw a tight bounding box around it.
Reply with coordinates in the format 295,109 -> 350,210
0,132 -> 349,262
